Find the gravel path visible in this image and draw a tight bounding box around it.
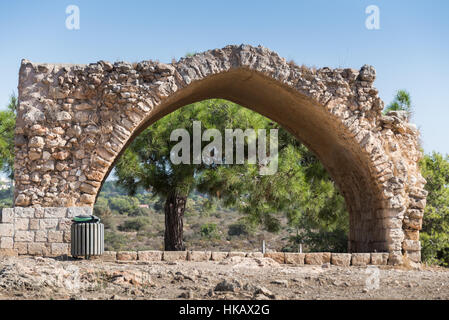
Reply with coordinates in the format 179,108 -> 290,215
0,256 -> 448,300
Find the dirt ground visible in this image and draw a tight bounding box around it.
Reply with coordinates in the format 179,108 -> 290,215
0,255 -> 448,300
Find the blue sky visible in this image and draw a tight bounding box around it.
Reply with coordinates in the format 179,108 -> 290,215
0,0 -> 448,157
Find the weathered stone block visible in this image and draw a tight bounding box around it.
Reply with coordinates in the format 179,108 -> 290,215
228,251 -> 246,258
407,209 -> 424,219
57,218 -> 72,232
15,231 -> 35,242
14,242 -> 28,255
264,252 -> 285,264
370,253 -> 389,265
34,208 -> 45,218
386,228 -> 405,242
29,219 -> 40,230
14,207 -> 35,218
402,240 -> 421,251
28,243 -> 50,255
0,237 -> 14,249
80,194 -> 95,205
305,252 -> 331,265
40,219 -> 58,230
0,248 -> 18,257
187,251 -> 211,261
388,242 -> 403,252
48,230 -> 63,243
331,253 -> 351,266
381,217 -> 402,229
51,243 -> 69,255
15,194 -> 30,206
409,197 -> 426,209
35,230 -> 47,242
63,231 -> 71,243
138,250 -> 162,261
96,251 -> 116,261
44,207 -> 67,218
117,251 -> 137,261
67,207 -> 93,218
163,251 -> 187,262
211,251 -> 228,261
403,218 -> 422,230
404,230 -> 419,240
405,250 -> 421,263
388,251 -> 404,266
246,252 -> 264,259
14,218 -> 30,231
351,253 -> 371,266
284,253 -> 305,265
0,208 -> 14,223
0,224 -> 14,237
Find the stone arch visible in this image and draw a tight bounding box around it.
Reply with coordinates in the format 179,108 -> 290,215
13,45 -> 427,261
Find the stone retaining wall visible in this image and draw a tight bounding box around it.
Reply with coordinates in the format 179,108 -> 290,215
94,250 -> 393,266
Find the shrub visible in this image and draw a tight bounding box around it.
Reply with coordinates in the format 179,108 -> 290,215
104,231 -> 128,251
118,217 -> 150,232
286,227 -> 348,253
94,205 -> 112,218
420,152 -> 449,266
128,206 -> 151,217
101,216 -> 115,231
200,223 -> 220,239
109,196 -> 139,215
228,222 -> 251,237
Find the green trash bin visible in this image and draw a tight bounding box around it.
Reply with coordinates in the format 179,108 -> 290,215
71,215 -> 104,258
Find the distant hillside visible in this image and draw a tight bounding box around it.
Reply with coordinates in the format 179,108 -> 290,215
0,184 -> 13,208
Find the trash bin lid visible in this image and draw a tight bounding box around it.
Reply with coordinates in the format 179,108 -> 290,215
72,215 -> 101,223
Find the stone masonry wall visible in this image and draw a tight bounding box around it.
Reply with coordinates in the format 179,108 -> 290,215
0,207 -> 91,256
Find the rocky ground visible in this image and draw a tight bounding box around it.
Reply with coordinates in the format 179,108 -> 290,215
0,255 -> 448,300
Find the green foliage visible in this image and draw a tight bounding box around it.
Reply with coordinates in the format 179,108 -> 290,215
104,231 -> 129,251
93,204 -> 112,218
227,221 -> 253,237
0,95 -> 17,179
420,152 -> 449,266
0,187 -> 13,209
197,123 -> 349,247
128,206 -> 152,217
108,195 -> 140,215
200,223 -> 220,239
113,98 -> 350,250
118,217 -> 150,232
384,89 -> 412,115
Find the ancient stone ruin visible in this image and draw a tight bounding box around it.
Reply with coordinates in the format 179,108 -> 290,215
0,45 -> 426,263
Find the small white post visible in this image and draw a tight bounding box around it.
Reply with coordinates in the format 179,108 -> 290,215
262,240 -> 266,254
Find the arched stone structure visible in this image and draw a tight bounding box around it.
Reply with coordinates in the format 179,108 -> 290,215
6,45 -> 426,262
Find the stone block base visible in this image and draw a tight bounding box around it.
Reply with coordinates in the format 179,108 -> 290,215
264,252 -> 285,264
163,251 -> 187,262
0,207 -> 92,257
331,253 -> 352,267
305,252 -> 331,265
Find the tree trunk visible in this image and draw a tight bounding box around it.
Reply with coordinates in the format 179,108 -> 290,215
164,191 -> 187,251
